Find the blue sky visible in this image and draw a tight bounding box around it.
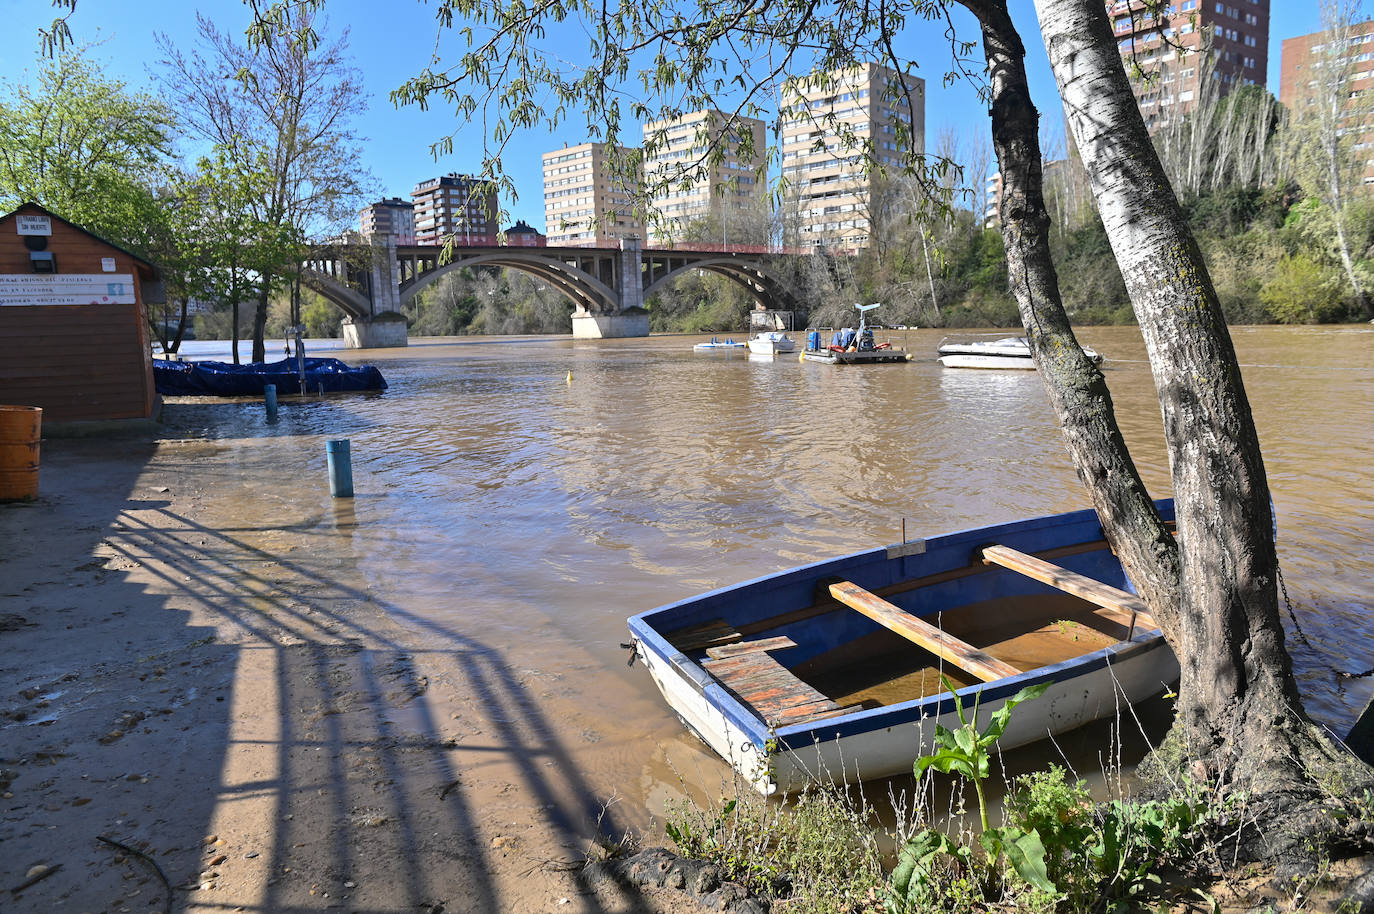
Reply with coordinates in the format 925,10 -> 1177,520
0,0 -> 1330,233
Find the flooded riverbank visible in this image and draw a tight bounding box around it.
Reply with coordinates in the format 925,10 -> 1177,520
4,324 -> 1370,911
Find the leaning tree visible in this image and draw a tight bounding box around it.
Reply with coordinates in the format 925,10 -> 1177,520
259,0 -> 1374,862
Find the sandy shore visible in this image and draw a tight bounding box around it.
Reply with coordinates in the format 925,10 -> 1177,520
0,435 -> 704,914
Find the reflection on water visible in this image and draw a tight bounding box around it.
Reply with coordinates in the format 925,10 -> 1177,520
158,326 -> 1374,816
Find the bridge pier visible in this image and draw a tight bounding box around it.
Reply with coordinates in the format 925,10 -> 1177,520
342,314 -> 408,349
570,237 -> 651,339
571,311 -> 650,338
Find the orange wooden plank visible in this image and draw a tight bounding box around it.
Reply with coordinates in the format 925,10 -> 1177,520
980,545 -> 1156,635
828,581 -> 1022,683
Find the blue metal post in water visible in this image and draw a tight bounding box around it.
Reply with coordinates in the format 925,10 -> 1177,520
264,384 -> 278,421
326,439 -> 354,497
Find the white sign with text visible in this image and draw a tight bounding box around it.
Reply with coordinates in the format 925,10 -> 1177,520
0,273 -> 136,305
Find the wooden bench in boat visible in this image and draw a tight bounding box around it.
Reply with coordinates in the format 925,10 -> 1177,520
828,581 -> 1023,683
663,537 -> 1133,654
980,545 -> 1157,638
701,638 -> 854,727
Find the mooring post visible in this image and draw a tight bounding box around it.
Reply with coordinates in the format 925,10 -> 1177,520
264,384 -> 278,421
326,439 -> 354,497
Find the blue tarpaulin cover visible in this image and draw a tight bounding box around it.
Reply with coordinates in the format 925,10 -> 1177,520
154,357 -> 387,396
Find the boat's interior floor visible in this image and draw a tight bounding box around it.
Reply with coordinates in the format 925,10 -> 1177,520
801,593 -> 1121,708
672,592 -> 1128,723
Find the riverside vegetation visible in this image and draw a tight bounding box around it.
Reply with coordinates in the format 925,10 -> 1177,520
658,682 -> 1365,913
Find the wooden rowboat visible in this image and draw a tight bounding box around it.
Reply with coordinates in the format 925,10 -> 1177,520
627,503 -> 1179,795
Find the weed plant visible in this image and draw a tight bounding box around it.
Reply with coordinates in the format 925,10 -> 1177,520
661,677 -> 1251,913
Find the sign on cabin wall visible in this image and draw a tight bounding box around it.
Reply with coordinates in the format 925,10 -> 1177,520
0,273 -> 137,305
15,214 -> 52,236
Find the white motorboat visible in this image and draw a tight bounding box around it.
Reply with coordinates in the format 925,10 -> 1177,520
937,335 -> 1103,370
747,330 -> 796,355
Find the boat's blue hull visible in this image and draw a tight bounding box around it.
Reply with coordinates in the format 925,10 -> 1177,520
628,502 -> 1179,793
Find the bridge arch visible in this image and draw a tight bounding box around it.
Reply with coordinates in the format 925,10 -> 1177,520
399,251 -> 620,317
300,270 -> 373,321
642,256 -> 798,313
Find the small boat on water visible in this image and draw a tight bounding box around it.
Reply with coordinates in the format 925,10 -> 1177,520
153,357 -> 388,396
937,335 -> 1104,370
747,330 -> 796,356
627,502 -> 1178,795
693,337 -> 747,352
802,303 -> 910,365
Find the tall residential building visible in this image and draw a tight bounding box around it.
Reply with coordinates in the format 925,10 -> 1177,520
779,62 -> 925,251
358,198 -> 415,245
541,143 -> 644,247
1279,20 -> 1374,182
1108,0 -> 1270,129
410,173 -> 499,246
641,110 -> 768,247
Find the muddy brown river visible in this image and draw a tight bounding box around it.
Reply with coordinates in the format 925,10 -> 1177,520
158,325 -> 1373,828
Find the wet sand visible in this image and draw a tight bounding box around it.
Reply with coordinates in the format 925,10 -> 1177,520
0,437 -> 701,913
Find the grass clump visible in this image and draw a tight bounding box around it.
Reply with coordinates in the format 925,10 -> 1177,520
664,783 -> 887,913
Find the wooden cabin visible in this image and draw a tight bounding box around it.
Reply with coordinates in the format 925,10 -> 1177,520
0,203 -> 161,425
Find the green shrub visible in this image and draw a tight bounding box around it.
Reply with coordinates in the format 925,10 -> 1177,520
1259,254 -> 1348,324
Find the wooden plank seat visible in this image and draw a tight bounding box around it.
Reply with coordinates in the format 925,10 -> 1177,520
705,635 -> 798,660
980,545 -> 1157,638
828,581 -> 1023,683
702,646 -> 852,727
667,618 -> 743,652
663,538 -> 1131,655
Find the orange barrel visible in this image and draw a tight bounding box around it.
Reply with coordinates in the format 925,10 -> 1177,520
0,405 -> 41,502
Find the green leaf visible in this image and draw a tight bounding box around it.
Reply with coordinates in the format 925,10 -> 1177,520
982,826 -> 1056,893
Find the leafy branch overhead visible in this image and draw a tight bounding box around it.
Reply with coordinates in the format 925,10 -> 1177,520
251,0 -> 981,222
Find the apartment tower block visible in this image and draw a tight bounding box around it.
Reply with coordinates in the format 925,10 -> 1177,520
541,143 -> 644,247
1280,20 -> 1374,183
358,197 -> 416,245
641,110 -> 769,247
410,173 -> 499,246
1108,0 -> 1270,128
778,62 -> 926,251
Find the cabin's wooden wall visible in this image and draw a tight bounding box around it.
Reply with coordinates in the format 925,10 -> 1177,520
0,209 -> 156,423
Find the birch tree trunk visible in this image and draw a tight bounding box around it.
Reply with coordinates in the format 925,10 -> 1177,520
963,0 -> 1374,859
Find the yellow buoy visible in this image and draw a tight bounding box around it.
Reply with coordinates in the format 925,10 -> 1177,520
566,370 -> 573,384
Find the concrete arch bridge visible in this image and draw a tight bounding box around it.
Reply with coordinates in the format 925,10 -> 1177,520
301,238 -> 801,348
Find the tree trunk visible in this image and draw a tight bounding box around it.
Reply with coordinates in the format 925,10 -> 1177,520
171,296 -> 189,354
964,0 -> 1374,860
962,0 -> 1181,630
252,282 -> 270,364
919,230 -> 939,319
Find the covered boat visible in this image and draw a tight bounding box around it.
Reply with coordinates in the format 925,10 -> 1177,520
627,502 -> 1178,795
153,357 -> 387,396
937,335 -> 1104,369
